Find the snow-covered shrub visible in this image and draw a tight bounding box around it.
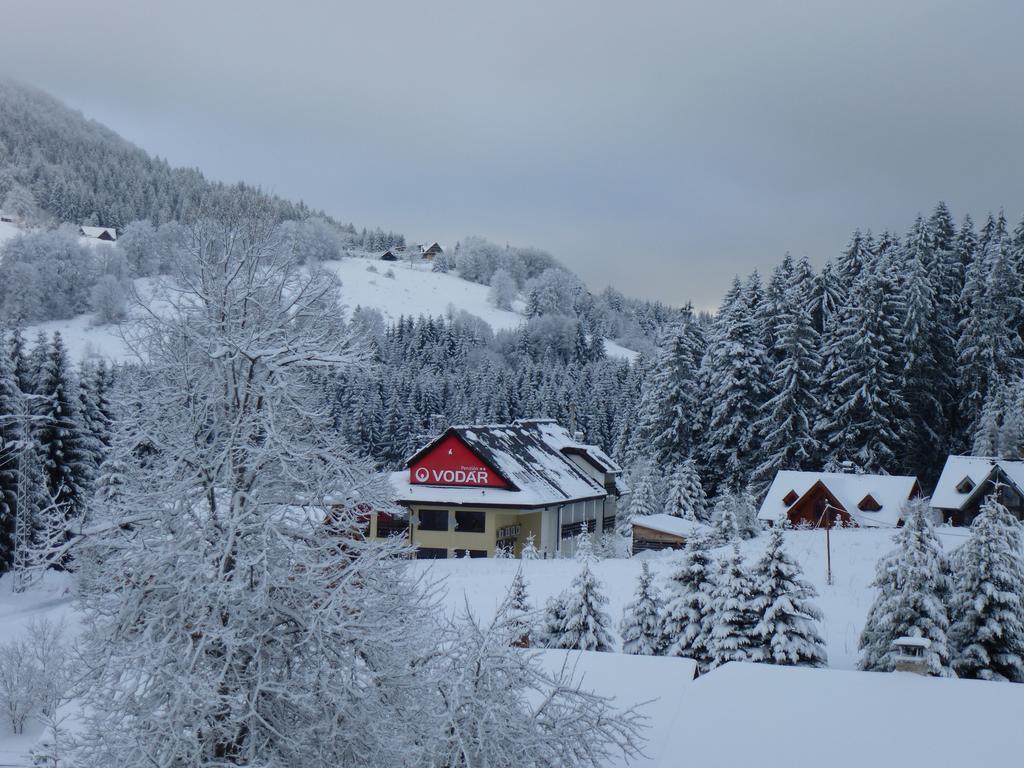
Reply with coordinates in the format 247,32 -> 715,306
384,268 -> 395,279
366,263 -> 378,273
434,607 -> 644,766
0,618 -> 69,735
620,561 -> 665,655
90,274 -> 128,324
488,267 -> 516,310
520,532 -> 540,560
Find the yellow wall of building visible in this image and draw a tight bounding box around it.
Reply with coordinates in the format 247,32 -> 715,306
403,505 -> 546,558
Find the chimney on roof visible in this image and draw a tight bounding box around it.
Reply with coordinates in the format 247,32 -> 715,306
573,430 -> 584,442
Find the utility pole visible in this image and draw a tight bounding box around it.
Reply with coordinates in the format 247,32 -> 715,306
824,503 -> 834,586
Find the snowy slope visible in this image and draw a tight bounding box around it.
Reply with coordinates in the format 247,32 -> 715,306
323,257 -> 525,330
16,254 -> 639,364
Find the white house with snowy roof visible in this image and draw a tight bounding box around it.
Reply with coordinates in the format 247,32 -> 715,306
757,470 -> 921,528
385,419 -> 626,558
931,455 -> 1024,525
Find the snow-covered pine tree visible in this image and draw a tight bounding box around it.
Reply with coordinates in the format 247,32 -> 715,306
949,495 -> 1024,682
698,275 -> 771,495
749,527 -> 827,667
623,459 -> 659,538
634,311 -> 704,465
707,544 -> 762,668
559,563 -> 615,651
858,499 -> 952,675
503,569 -> 535,647
712,492 -> 740,543
817,241 -> 908,473
711,488 -> 759,542
520,531 -> 540,560
662,458 -> 707,521
539,592 -> 569,648
957,213 -> 1024,442
620,561 -> 665,655
74,202 -> 444,766
661,536 -> 716,668
33,332 -> 92,555
751,277 -> 822,496
574,520 -> 597,563
0,335 -> 20,571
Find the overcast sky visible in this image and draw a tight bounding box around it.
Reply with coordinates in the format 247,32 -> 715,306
2,1 -> 1023,308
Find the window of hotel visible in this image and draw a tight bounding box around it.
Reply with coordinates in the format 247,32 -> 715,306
418,509 -> 449,531
416,547 -> 448,559
454,510 -> 486,533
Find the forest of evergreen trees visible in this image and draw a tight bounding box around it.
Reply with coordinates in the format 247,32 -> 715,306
623,204 -> 1024,513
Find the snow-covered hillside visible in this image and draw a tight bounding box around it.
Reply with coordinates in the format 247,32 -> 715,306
0,220 -> 19,246
14,253 -> 638,364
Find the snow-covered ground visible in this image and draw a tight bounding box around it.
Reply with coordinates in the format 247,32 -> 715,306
411,527 -> 969,670
0,527 -> 995,766
14,253 -> 639,364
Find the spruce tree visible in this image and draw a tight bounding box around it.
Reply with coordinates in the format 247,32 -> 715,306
750,528 -> 827,667
0,336 -> 20,571
662,458 -> 707,521
661,536 -> 716,668
33,332 -> 92,546
707,544 -> 762,667
818,244 -> 908,473
699,276 -> 771,494
752,279 -> 822,495
539,592 -> 568,648
620,561 -> 666,655
949,496 -> 1024,682
635,312 -> 703,465
900,216 -> 950,479
502,569 -> 535,648
559,563 -> 614,651
859,500 -> 952,675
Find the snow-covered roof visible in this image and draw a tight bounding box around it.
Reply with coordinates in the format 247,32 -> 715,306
893,636 -> 931,649
79,225 -> 117,240
632,513 -> 709,539
931,455 -> 1024,510
394,420 -> 614,508
757,470 -> 919,528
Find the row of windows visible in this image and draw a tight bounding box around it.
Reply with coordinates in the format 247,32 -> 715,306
417,510 -> 486,533
560,515 -> 616,539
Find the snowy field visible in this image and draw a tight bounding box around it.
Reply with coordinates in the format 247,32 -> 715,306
13,251 -> 638,364
0,527 -> 1000,766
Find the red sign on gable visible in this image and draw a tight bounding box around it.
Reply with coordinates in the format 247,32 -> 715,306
410,433 -> 510,488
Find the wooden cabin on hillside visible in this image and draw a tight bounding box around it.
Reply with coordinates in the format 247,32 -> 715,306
757,470 -> 921,528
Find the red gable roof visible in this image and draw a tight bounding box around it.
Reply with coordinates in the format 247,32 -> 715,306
409,432 -> 512,489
